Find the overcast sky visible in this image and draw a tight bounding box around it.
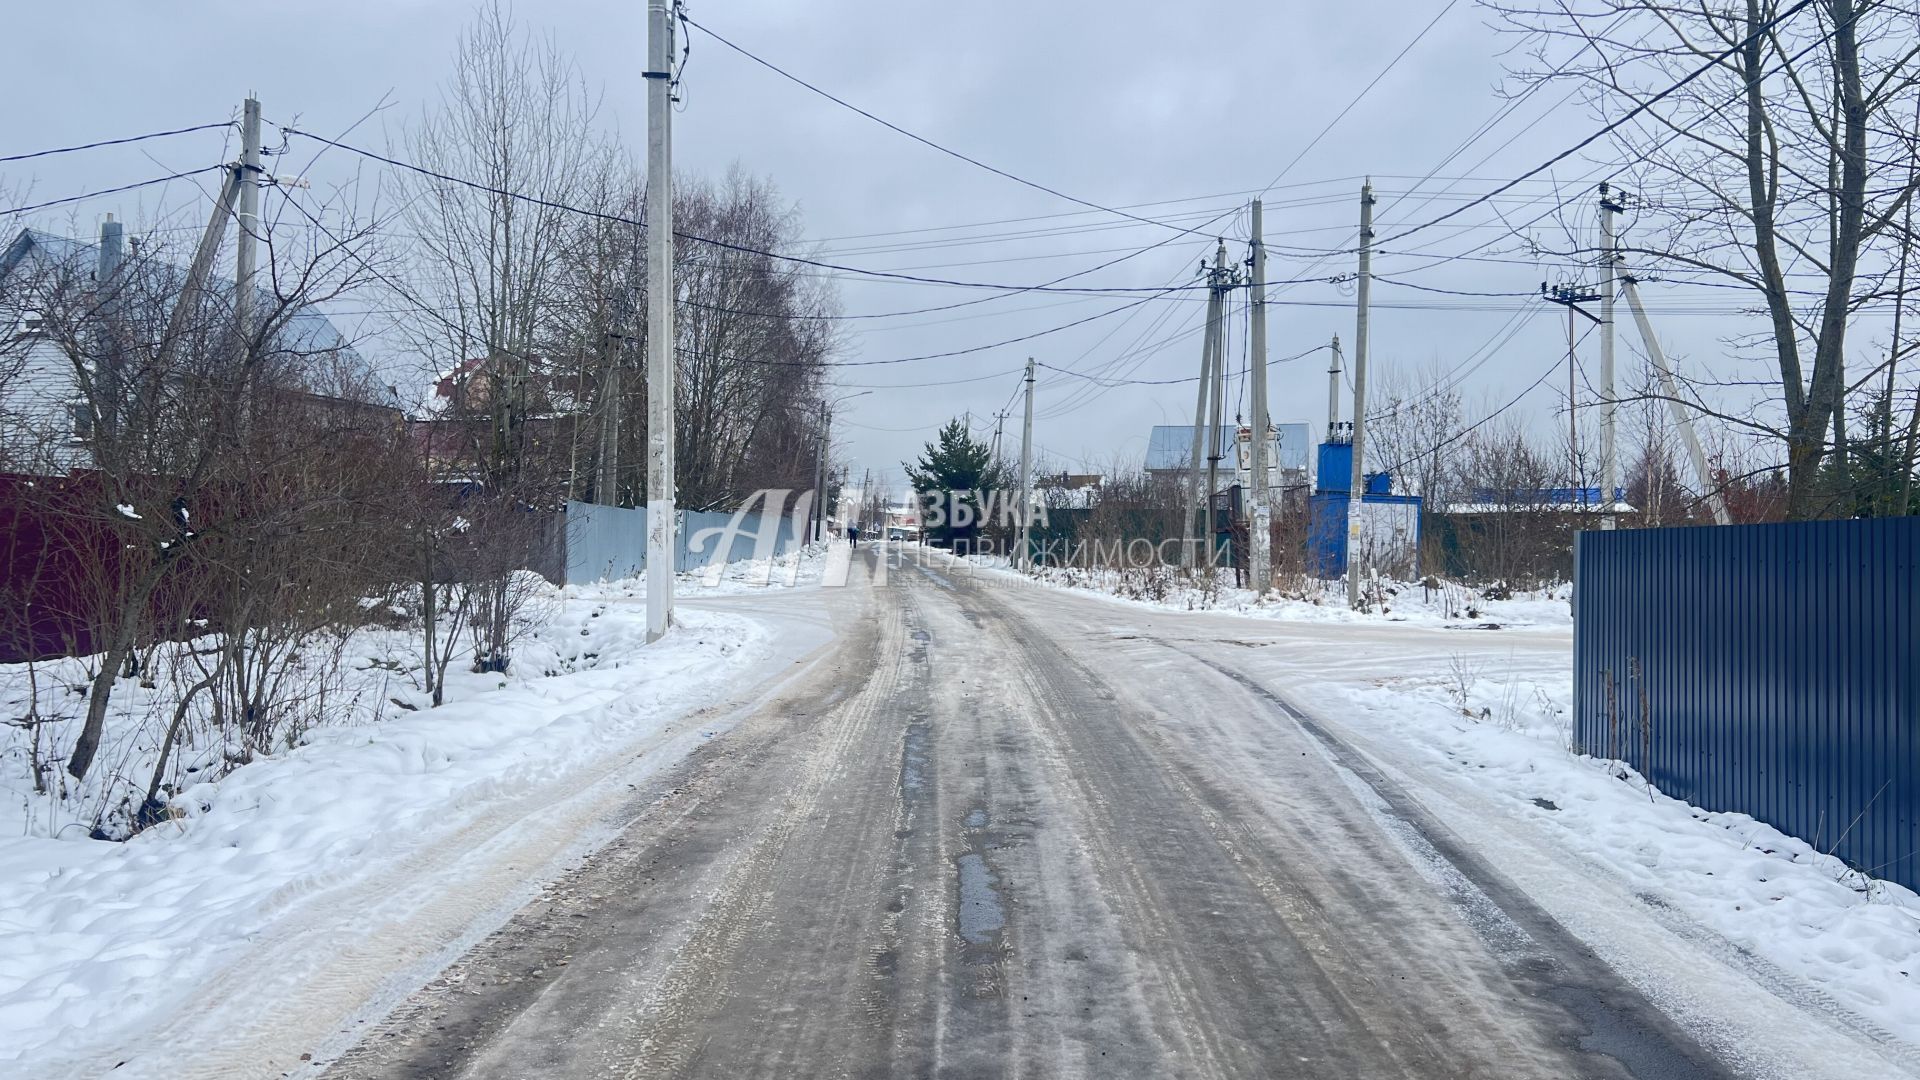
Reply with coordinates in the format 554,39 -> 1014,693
3,1 -> 1782,492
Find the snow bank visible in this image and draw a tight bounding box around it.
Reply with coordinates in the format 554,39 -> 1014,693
957,555 -> 1573,630
0,584 -> 774,1070
1296,657 -> 1920,1045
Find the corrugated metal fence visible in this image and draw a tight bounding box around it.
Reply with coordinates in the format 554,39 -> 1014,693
1573,518 -> 1919,892
561,501 -> 807,585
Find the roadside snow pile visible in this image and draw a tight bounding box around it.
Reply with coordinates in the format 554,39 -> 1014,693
1302,660 -> 1920,1043
956,554 -> 1571,630
0,584 -> 770,1069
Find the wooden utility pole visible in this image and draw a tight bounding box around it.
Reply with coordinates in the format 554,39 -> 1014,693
645,0 -> 677,639
1018,357 -> 1035,569
1346,181 -> 1375,609
1247,200 -> 1272,595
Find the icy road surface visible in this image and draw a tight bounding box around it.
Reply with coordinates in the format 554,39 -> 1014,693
324,547 -> 1910,1080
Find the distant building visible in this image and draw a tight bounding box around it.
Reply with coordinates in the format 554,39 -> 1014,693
0,223 -> 372,476
1307,435 -> 1422,579
1036,472 -> 1103,509
1145,422 -> 1311,505
1441,487 -> 1634,516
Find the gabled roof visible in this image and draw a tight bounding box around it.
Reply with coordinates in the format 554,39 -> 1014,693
0,227 -> 355,361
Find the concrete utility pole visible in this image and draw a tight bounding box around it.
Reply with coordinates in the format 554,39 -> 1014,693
1018,357 -> 1036,569
1598,183 -> 1623,530
94,215 -> 124,442
1346,181 -> 1375,609
1247,200 -> 1272,595
1204,241 -> 1229,563
234,97 -> 262,351
811,401 -> 830,542
1184,261 -> 1218,570
645,0 -> 677,640
1327,333 -> 1343,438
1619,275 -> 1734,526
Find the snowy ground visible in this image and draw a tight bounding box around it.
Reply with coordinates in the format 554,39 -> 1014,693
1298,660 -> 1920,1053
949,551 -> 1920,1059
953,553 -> 1574,630
0,568 -> 834,1076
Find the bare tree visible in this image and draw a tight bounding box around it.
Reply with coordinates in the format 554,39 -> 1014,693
397,0 -> 606,495
1367,358 -> 1466,504
1486,0 -> 1920,517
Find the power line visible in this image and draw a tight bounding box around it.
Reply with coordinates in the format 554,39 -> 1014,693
1,165 -> 228,218
1378,338 -> 1576,478
1374,276 -> 1540,298
283,126 -> 1263,297
1255,0 -> 1463,196
0,121 -> 234,165
1376,0 -> 1821,246
679,12 -> 1210,239
1036,344 -> 1326,388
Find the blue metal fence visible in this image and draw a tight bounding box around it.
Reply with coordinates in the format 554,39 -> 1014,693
562,501 -> 807,585
1573,518 -> 1920,892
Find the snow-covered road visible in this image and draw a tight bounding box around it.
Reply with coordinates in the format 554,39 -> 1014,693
315,546 -> 1914,1080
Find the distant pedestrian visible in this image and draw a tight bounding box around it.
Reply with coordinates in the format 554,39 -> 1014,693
848,525 -> 860,545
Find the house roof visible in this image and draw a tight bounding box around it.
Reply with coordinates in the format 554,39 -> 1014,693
1443,487 -> 1637,515
1,226 -> 355,362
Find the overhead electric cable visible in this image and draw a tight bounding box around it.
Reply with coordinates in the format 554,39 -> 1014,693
0,122 -> 234,165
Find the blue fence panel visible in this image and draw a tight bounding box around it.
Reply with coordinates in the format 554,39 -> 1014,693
565,501 -> 814,585
564,503 -> 647,584
1573,518 -> 1920,892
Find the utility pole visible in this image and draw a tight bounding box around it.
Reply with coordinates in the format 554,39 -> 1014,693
1619,274 -> 1734,525
596,286 -> 631,506
1203,243 -> 1230,571
234,97 -> 262,354
1018,357 -> 1036,570
1346,181 -> 1375,609
1184,259 -> 1218,570
1543,281 -> 1602,491
1327,333 -> 1343,438
1247,199 -> 1272,595
1598,183 -> 1623,530
811,401 -> 830,542
645,0 -> 677,640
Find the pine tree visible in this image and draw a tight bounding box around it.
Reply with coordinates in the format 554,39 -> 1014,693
903,418 -> 1009,549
